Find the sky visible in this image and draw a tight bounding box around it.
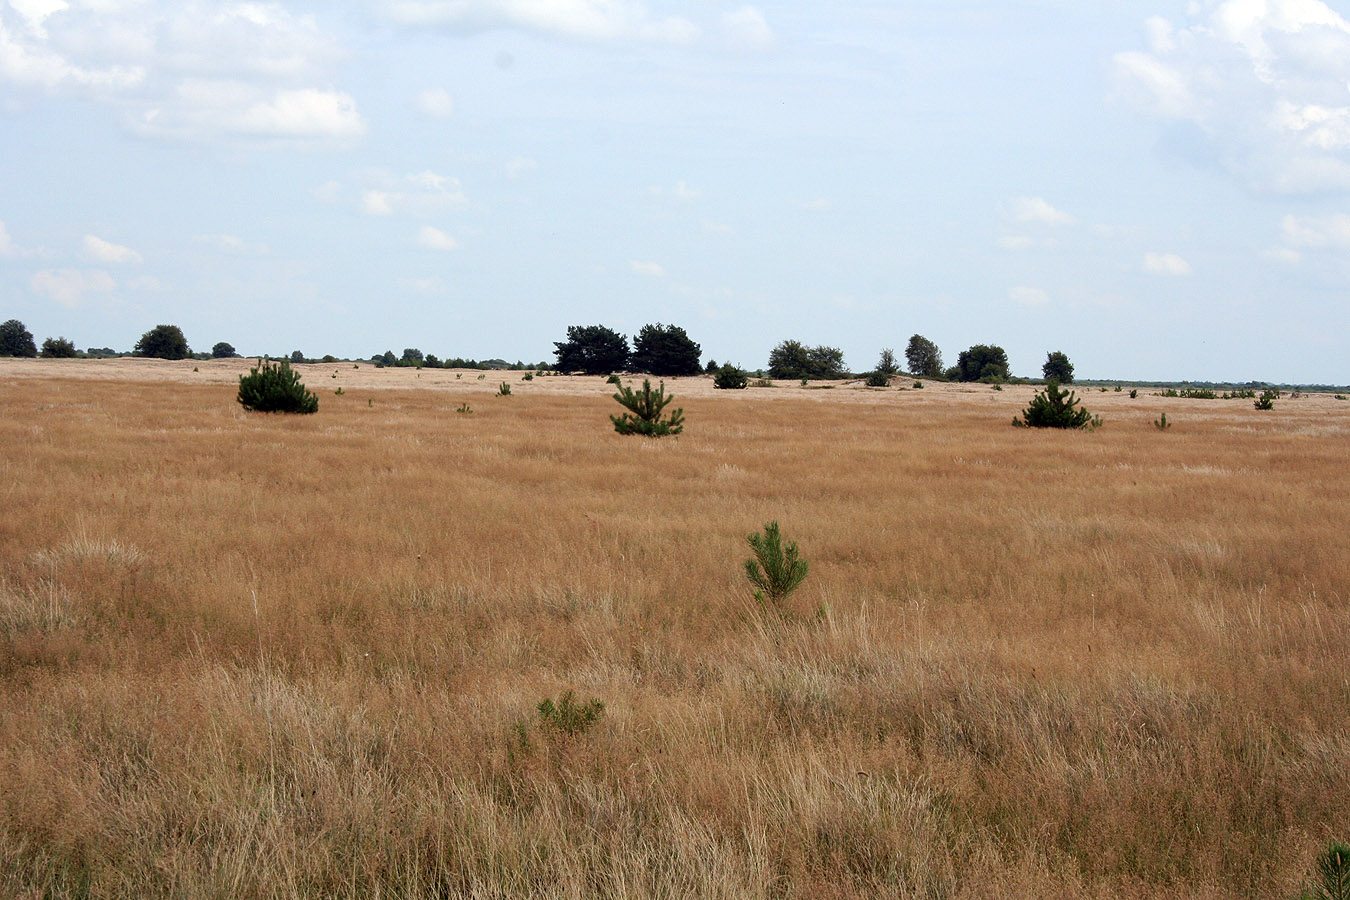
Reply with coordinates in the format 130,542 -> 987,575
2,0 -> 1349,382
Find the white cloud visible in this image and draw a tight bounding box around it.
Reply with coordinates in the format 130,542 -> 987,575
82,234 -> 142,264
361,170 -> 468,217
1143,252 -> 1193,276
1009,286 -> 1050,306
416,225 -> 459,251
1280,212 -> 1350,248
416,87 -> 454,118
31,268 -> 116,307
1006,196 -> 1076,227
722,6 -> 773,50
505,156 -> 538,178
1113,0 -> 1350,192
382,0 -> 700,45
0,3 -> 358,145
630,260 -> 666,277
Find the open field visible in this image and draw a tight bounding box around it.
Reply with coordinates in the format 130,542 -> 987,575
1,359 -> 1347,899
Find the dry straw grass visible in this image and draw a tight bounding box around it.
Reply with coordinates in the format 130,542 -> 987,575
1,360 -> 1347,899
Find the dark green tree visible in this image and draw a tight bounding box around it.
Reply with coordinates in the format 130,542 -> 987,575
705,358 -> 718,374
905,334 -> 943,378
40,336 -> 78,358
876,348 -> 899,376
955,344 -> 1009,382
237,359 -> 318,414
1042,350 -> 1074,383
554,325 -> 630,375
630,323 -> 702,376
713,363 -> 748,389
1016,379 -> 1096,429
211,342 -> 237,358
744,521 -> 809,611
402,348 -> 424,364
610,379 -> 684,436
134,324 -> 189,360
289,350 -> 306,364
768,340 -> 847,380
0,319 -> 37,357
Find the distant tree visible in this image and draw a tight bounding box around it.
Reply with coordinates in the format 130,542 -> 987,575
134,325 -> 189,360
713,363 -> 748,389
876,348 -> 899,376
289,350 -> 306,364
554,324 -> 630,375
705,358 -> 718,374
954,344 -> 1009,382
1042,350 -> 1074,383
402,348 -> 424,364
373,350 -> 397,367
768,340 -> 847,380
40,336 -> 78,358
630,323 -> 702,376
905,334 -> 943,378
211,342 -> 237,359
424,354 -> 441,367
0,319 -> 37,357
86,347 -> 118,358
1015,379 -> 1096,429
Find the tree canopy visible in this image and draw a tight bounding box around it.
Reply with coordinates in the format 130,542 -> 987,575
134,324 -> 189,360
0,319 -> 37,357
767,340 -> 847,380
905,334 -> 943,378
211,342 -> 237,359
554,325 -> 630,375
40,337 -> 78,358
954,344 -> 1009,382
630,323 -> 702,376
1042,350 -> 1074,383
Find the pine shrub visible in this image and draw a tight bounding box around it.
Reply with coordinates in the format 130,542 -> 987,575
1300,842 -> 1350,900
611,379 -> 684,436
237,358 -> 318,414
713,364 -> 748,390
1254,388 -> 1278,410
744,521 -> 809,611
537,691 -> 605,736
1016,379 -> 1097,429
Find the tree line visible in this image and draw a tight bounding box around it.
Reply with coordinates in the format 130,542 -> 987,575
1,316 -> 1080,384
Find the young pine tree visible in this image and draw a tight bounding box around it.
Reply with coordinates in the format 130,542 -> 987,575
610,379 -> 684,436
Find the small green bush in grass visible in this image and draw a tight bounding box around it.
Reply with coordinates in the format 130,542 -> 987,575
745,521 -> 809,612
237,358 -> 318,414
537,691 -> 605,735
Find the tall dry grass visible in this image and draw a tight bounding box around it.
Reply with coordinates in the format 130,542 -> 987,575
0,364 -> 1347,898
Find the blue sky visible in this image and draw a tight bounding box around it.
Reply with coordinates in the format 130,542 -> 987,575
2,0 -> 1349,381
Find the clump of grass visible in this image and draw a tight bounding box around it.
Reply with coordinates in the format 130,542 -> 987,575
537,691 -> 605,735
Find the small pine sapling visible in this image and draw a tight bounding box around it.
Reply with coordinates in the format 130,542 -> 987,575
537,691 -> 605,736
1299,842 -> 1350,900
498,382 -> 512,396
744,521 -> 809,612
713,363 -> 748,390
1154,412 -> 1171,430
1254,388 -> 1278,410
237,358 -> 319,414
1015,379 -> 1097,429
611,379 -> 684,436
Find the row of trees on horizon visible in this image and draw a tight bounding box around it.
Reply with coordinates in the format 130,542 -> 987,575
3,317 -> 1076,384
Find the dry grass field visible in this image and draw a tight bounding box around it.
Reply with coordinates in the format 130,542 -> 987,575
1,359 -> 1347,899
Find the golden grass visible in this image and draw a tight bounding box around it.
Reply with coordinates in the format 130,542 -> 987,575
1,361 -> 1347,898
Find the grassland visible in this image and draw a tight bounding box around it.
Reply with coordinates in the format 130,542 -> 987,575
1,359 -> 1347,899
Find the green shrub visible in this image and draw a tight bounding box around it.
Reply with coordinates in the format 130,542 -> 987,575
713,363 -> 748,390
456,402 -> 472,414
744,521 -> 809,611
1154,412 -> 1171,430
606,373 -> 622,386
537,691 -> 605,735
498,382 -> 512,396
865,371 -> 889,387
611,379 -> 684,436
1299,842 -> 1350,900
1129,389 -> 1138,399
1015,379 -> 1096,429
913,380 -> 924,389
39,337 -> 78,358
1254,388 -> 1278,410
237,359 -> 318,414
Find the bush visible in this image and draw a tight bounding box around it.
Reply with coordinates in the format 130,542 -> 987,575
39,337 -> 78,358
1015,379 -> 1097,429
134,324 -> 189,360
767,340 -> 847,380
713,363 -> 748,390
498,382 -> 512,396
211,342 -> 237,358
537,691 -> 605,736
237,358 -> 319,414
611,379 -> 684,436
1254,388 -> 1278,410
0,319 -> 38,357
745,521 -> 809,611
875,348 -> 899,376
865,370 -> 889,387
955,344 -> 1009,382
